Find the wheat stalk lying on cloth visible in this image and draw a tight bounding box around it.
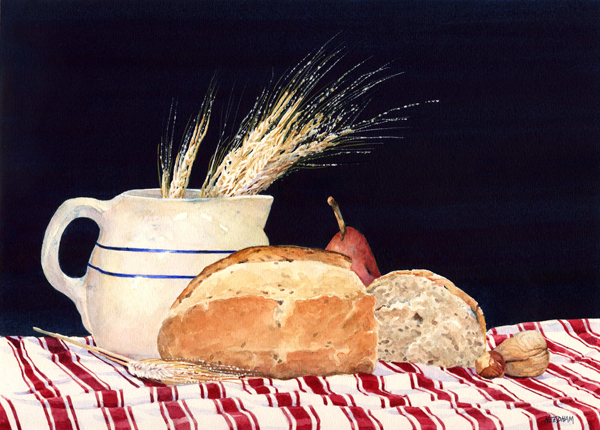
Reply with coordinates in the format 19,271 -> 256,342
198,46 -> 418,197
33,328 -> 256,385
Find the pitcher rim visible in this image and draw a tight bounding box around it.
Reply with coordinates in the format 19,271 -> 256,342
121,188 -> 273,202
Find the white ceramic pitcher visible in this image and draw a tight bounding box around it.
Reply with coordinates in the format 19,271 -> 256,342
41,189 -> 273,359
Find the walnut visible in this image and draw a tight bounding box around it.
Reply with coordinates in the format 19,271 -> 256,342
493,330 -> 549,378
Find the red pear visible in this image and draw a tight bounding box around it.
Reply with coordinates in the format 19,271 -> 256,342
325,196 -> 381,286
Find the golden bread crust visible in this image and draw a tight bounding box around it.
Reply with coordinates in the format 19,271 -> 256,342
158,246 -> 377,379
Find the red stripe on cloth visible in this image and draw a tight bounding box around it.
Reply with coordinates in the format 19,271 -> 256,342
40,338 -> 87,394
566,320 -> 600,348
519,322 -> 538,331
5,337 -> 58,399
440,368 -> 495,403
126,406 -> 139,430
302,376 -> 328,395
482,408 -> 505,430
516,404 -> 554,430
83,337 -> 144,389
284,406 -> 315,430
0,396 -> 21,430
348,406 -> 383,430
280,407 -> 295,430
234,397 -> 260,430
6,337 -> 78,430
43,337 -> 111,393
97,395 -> 113,430
366,410 -> 384,430
212,399 -> 236,430
413,374 -> 453,403
98,390 -> 123,408
106,407 -> 133,430
65,396 -> 81,430
215,398 -> 255,430
96,356 -> 144,389
307,405 -> 321,430
340,407 -> 358,430
551,398 -> 587,429
511,375 -> 565,400
273,393 -> 294,407
202,383 -> 224,399
553,321 -> 600,371
547,364 -> 600,399
536,322 -> 600,387
246,378 -> 272,395
155,386 -> 177,403
561,397 -> 600,428
399,406 -> 440,430
444,367 -> 517,402
389,362 -> 421,373
461,406 -> 501,430
357,373 -> 410,408
181,400 -> 198,430
543,324 -> 594,361
162,401 -> 192,430
583,319 -> 600,342
97,390 -> 135,430
324,377 -> 356,407
426,406 -> 449,430
159,401 -> 170,428
0,402 -> 12,430
303,376 -> 348,406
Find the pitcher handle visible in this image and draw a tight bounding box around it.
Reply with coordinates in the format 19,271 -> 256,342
41,197 -> 109,332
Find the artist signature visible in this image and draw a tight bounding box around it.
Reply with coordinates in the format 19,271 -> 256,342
544,415 -> 575,425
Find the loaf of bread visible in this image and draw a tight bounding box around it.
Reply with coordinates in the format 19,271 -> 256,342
368,270 -> 487,368
157,246 -> 379,379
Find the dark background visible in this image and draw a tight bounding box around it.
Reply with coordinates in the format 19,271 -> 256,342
1,0 -> 599,336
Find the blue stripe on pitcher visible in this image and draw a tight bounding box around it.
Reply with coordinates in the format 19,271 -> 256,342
88,263 -> 197,279
95,243 -> 236,254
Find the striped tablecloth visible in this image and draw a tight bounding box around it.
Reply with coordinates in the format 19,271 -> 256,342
1,319 -> 599,430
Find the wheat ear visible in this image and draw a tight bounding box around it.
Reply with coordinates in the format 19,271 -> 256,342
159,81 -> 217,198
198,44 -> 420,198
33,327 -> 255,385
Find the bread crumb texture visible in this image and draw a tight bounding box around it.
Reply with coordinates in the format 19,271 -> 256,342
369,272 -> 485,368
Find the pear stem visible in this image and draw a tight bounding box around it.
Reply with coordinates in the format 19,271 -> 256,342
327,196 -> 347,240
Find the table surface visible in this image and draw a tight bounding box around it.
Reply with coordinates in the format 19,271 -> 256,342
1,319 -> 599,430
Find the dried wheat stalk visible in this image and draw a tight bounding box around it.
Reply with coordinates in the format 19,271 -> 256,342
33,327 -> 256,385
158,44 -> 435,198
198,46 -> 416,197
159,81 -> 216,199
